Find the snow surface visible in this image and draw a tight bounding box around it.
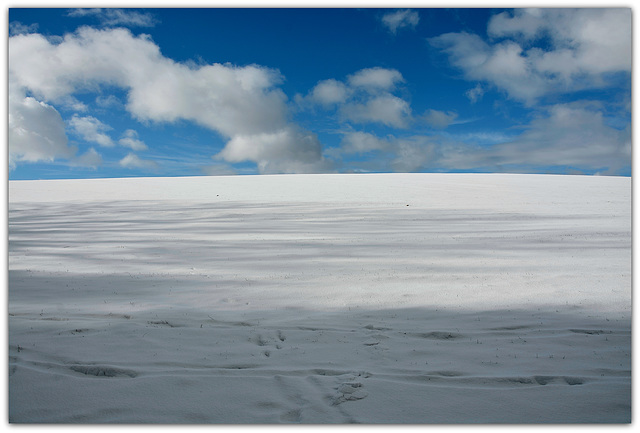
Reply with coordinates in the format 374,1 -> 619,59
8,173 -> 631,423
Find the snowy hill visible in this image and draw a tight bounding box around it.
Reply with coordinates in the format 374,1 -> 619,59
8,173 -> 631,423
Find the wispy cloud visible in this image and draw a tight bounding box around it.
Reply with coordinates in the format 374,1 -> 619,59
437,102 -> 631,174
67,8 -> 158,27
465,84 -> 485,103
71,147 -> 102,168
381,9 -> 420,34
330,101 -> 630,175
202,163 -> 238,176
119,152 -> 158,170
330,132 -> 436,173
9,21 -> 39,36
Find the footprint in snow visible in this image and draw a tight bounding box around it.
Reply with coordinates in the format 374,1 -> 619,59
332,382 -> 367,405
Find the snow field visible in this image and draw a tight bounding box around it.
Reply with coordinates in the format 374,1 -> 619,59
8,173 -> 631,423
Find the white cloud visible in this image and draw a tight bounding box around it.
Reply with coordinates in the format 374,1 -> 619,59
438,102 -> 631,174
430,8 -> 631,104
329,131 -> 436,173
8,28 -> 289,136
215,125 -> 332,174
68,114 -> 115,147
71,147 -> 103,168
347,67 -> 404,92
465,84 -> 485,103
9,26 -> 323,173
302,67 -> 412,129
334,101 -> 630,174
494,103 -> 630,170
381,9 -> 420,34
308,79 -> 349,106
339,131 -> 392,154
429,32 -> 548,103
67,8 -> 157,27
9,21 -> 39,36
337,133 -> 435,173
119,129 -> 147,151
489,8 -> 631,76
423,109 -> 458,129
59,96 -> 89,112
126,62 -> 289,137
341,94 -> 412,128
119,152 -> 158,169
202,163 -> 237,176
8,87 -> 76,167
390,137 -> 435,173
487,7 -> 545,39
96,94 -> 122,108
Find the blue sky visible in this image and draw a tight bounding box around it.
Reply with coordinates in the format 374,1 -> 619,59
8,7 -> 632,179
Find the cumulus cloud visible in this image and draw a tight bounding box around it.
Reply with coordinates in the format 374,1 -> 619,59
9,26 -> 322,173
429,8 -> 631,104
302,67 -> 412,128
8,86 -> 76,168
9,27 -> 289,135
347,67 -> 404,92
68,114 -> 115,147
119,129 -> 147,151
423,109 -> 458,129
119,152 -> 159,169
307,79 -> 350,107
342,94 -> 412,128
215,125 -> 332,174
67,8 -> 158,27
381,9 -> 420,34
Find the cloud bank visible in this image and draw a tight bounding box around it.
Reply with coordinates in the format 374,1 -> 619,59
429,8 -> 631,104
336,102 -> 630,175
9,26 -> 330,173
8,9 -> 630,177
